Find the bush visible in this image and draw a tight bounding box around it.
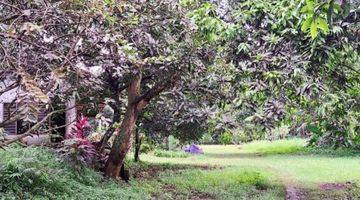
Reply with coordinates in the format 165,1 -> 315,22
220,131 -> 233,145
0,153 -> 65,199
200,133 -> 213,144
266,125 -> 290,140
168,135 -> 180,151
140,142 -> 155,154
232,129 -> 248,144
58,117 -> 98,168
154,149 -> 190,158
0,146 -> 150,199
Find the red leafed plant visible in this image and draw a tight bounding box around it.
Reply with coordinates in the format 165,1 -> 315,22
59,116 -> 98,167
66,116 -> 91,139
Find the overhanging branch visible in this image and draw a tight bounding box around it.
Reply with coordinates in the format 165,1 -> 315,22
134,73 -> 179,110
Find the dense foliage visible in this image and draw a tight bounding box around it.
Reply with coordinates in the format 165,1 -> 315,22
190,0 -> 359,148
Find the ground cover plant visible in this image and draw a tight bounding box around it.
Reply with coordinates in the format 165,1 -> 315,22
0,145 -> 151,200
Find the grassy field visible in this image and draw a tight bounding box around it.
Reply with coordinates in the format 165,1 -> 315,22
142,139 -> 360,199
1,139 -> 359,199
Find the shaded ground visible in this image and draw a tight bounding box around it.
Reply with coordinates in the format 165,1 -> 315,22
130,163 -> 215,180
159,184 -> 216,200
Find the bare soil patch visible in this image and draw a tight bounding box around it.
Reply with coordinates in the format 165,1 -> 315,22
319,182 -> 356,191
286,186 -> 307,200
189,190 -> 215,200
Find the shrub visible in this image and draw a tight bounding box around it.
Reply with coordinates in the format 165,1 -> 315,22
0,159 -> 65,199
154,149 -> 190,158
266,125 -> 290,140
140,142 -> 155,154
168,135 -> 180,151
58,116 -> 98,168
0,146 -> 150,199
232,129 -> 248,144
200,133 -> 213,144
220,131 -> 233,145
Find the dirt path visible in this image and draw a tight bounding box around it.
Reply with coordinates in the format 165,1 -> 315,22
285,186 -> 307,200
260,165 -> 308,200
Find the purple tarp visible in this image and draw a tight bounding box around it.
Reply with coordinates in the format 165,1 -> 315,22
184,144 -> 204,154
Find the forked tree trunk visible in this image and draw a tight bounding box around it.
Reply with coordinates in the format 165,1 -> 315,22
104,73 -> 178,178
105,75 -> 141,178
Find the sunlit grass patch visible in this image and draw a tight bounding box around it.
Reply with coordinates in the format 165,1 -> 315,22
154,149 -> 191,158
241,138 -> 307,155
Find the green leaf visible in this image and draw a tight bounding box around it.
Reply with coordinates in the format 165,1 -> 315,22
207,32 -> 217,42
301,0 -> 316,14
300,5 -> 309,13
310,20 -> 318,39
317,18 -> 329,34
307,124 -> 322,135
301,16 -> 313,32
333,4 -> 342,12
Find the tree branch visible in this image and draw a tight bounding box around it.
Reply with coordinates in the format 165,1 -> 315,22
134,73 -> 179,110
0,109 -> 64,148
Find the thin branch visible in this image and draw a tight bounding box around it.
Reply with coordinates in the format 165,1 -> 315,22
0,82 -> 18,96
134,73 -> 179,107
0,33 -> 50,52
0,109 -> 64,148
0,1 -> 22,13
37,119 -> 76,134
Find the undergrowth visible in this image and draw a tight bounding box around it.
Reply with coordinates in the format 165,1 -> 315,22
0,145 -> 149,200
0,145 -> 282,200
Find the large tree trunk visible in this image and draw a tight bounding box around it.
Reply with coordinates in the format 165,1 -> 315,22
104,73 -> 178,178
105,75 -> 141,178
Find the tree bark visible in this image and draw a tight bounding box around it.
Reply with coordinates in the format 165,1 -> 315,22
65,93 -> 77,137
105,75 -> 141,178
134,128 -> 141,162
0,103 -> 3,123
104,73 -> 178,178
98,104 -> 121,152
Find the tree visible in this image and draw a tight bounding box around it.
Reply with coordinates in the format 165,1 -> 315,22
101,0 -> 224,178
208,0 -> 359,146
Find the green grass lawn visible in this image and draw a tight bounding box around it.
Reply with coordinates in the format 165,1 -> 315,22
142,139 -> 360,199
1,139 -> 359,199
